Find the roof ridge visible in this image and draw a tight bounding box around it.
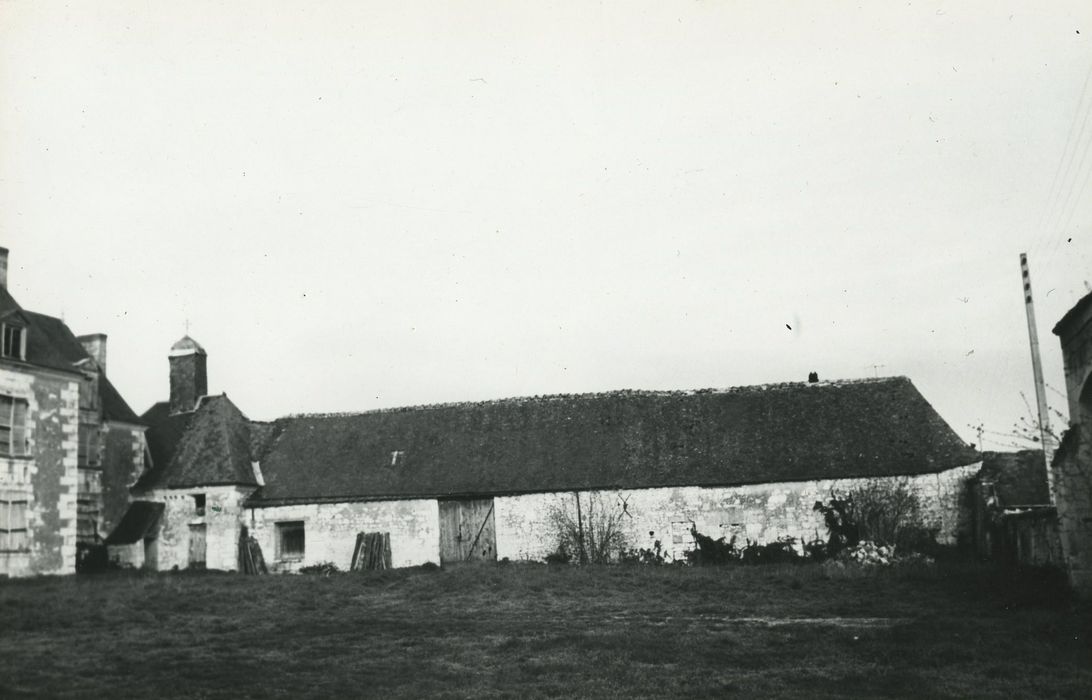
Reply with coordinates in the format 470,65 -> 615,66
279,376 -> 911,421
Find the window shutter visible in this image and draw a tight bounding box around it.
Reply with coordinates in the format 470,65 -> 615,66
9,501 -> 26,530
12,400 -> 27,456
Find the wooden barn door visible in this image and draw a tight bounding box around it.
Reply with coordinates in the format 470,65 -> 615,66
188,524 -> 207,569
438,498 -> 496,565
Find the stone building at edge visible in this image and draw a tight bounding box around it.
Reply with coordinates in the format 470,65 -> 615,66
0,248 -> 145,577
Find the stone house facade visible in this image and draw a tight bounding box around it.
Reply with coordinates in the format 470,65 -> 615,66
111,336 -> 982,572
1052,291 -> 1092,594
0,247 -> 145,577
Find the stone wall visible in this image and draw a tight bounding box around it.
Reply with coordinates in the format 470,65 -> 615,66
144,486 -> 255,571
494,464 -> 980,563
1053,437 -> 1092,591
77,467 -> 102,544
0,367 -> 79,577
99,423 -> 147,536
133,465 -> 977,574
247,499 -> 440,572
1054,296 -> 1092,594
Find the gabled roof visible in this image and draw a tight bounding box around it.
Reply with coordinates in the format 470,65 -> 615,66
137,394 -> 259,490
246,376 -> 979,506
978,450 -> 1051,506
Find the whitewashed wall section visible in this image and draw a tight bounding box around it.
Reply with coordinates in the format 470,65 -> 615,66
494,463 -> 981,563
247,498 -> 440,572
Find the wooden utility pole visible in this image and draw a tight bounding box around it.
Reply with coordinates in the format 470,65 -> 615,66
1019,253 -> 1056,502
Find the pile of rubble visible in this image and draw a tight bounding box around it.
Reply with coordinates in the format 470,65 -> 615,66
844,541 -> 895,566
825,541 -> 935,569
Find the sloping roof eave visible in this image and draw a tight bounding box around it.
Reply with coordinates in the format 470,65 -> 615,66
243,458 -> 983,508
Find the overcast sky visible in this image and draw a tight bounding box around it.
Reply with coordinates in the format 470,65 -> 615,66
2,1 -> 1091,450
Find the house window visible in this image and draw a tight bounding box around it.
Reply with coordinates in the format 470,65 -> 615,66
78,424 -> 100,467
0,396 -> 29,457
1,324 -> 25,360
193,494 -> 205,517
276,521 -> 305,560
0,495 -> 29,552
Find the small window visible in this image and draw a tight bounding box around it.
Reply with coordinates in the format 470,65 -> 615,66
193,494 -> 205,517
78,424 -> 100,468
0,496 -> 29,552
390,450 -> 405,467
1,324 -> 25,360
276,521 -> 305,560
0,396 -> 29,457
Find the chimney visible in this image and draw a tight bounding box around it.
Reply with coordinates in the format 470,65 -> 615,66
808,371 -> 819,383
77,334 -> 108,375
0,247 -> 8,289
169,335 -> 208,414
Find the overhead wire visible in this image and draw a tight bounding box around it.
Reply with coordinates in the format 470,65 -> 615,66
1030,58 -> 1092,261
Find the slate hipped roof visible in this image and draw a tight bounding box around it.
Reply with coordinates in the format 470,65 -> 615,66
138,395 -> 258,489
0,284 -> 141,424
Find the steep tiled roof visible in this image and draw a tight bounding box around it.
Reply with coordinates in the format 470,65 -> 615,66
1,287 -> 143,425
138,395 -> 258,489
5,307 -> 88,373
979,450 -> 1051,506
247,377 -> 979,506
99,375 -> 141,424
138,401 -> 192,487
1,286 -> 145,423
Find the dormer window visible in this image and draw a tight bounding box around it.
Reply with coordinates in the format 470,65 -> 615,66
1,323 -> 25,360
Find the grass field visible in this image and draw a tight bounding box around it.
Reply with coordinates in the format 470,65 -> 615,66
1,561 -> 1090,699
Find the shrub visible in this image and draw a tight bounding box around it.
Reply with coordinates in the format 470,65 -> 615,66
814,480 -> 940,556
813,494 -> 859,557
299,562 -> 340,576
546,493 -> 629,564
687,528 -> 737,565
847,480 -> 938,553
620,540 -> 667,565
545,547 -> 572,565
739,537 -> 802,565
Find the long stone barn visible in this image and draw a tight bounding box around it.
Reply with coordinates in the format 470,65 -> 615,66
107,336 -> 982,571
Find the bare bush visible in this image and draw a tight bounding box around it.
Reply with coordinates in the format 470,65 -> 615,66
845,479 -> 938,552
546,492 -> 629,564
